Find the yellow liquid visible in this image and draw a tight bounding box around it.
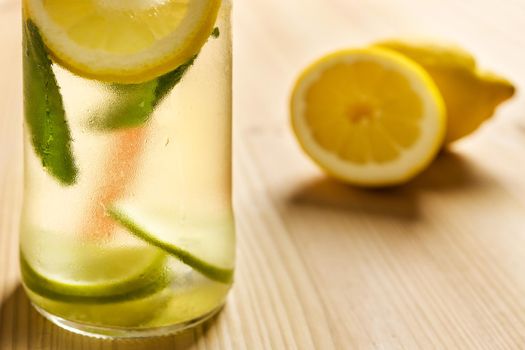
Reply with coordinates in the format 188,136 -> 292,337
20,1 -> 234,335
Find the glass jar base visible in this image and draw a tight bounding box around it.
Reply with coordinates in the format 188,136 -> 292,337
32,303 -> 224,339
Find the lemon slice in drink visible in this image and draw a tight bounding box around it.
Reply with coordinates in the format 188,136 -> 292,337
24,0 -> 221,83
21,233 -> 168,303
291,48 -> 446,187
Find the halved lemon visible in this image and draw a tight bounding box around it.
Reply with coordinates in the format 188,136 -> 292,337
291,48 -> 446,187
24,0 -> 222,83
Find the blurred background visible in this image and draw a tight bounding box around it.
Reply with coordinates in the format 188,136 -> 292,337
1,0 -> 525,349
234,0 -> 522,134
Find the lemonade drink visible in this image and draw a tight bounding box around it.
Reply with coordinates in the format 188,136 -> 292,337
20,0 -> 234,338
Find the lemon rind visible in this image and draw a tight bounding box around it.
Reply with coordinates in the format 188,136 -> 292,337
24,0 -> 222,83
291,48 -> 446,187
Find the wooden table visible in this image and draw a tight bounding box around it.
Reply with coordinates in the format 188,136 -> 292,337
2,0 -> 525,348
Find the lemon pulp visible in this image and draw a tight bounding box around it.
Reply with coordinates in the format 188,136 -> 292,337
25,0 -> 222,83
291,48 -> 446,187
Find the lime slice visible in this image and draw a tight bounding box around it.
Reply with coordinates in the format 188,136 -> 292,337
21,233 -> 169,303
144,281 -> 231,327
26,287 -> 172,327
108,206 -> 235,284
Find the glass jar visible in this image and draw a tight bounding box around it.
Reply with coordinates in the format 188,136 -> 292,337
20,0 -> 234,338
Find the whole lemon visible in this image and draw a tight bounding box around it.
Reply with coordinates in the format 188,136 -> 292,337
374,40 -> 516,145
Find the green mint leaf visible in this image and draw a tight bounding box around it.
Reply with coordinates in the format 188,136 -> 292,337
23,20 -> 78,186
91,25 -> 221,131
92,80 -> 159,130
154,56 -> 196,103
92,57 -> 196,131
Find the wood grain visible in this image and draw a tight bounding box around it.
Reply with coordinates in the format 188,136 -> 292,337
2,0 -> 525,348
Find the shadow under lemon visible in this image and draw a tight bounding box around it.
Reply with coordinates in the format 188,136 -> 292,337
287,150 -> 496,223
0,284 -> 221,350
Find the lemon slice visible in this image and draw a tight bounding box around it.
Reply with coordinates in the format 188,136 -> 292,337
291,48 -> 446,187
24,0 -> 221,83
